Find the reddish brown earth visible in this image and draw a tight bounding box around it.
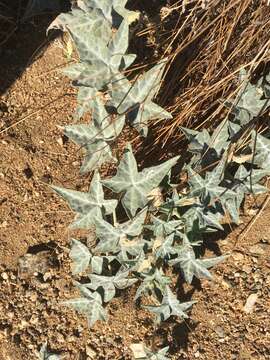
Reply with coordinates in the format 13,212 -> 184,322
0,17 -> 269,360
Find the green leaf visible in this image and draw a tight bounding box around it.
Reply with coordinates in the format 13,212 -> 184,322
49,8 -> 111,61
51,171 -> 117,229
94,209 -> 147,253
109,61 -> 171,136
73,21 -> 136,90
145,286 -> 195,323
169,245 -> 226,284
102,143 -> 179,217
181,120 -> 229,168
252,132 -> 270,170
153,234 -> 178,261
233,165 -> 269,203
91,255 -> 116,274
87,271 -> 137,302
75,86 -> 96,119
226,69 -> 269,125
135,268 -> 171,300
65,98 -> 125,173
64,287 -> 107,327
146,216 -> 183,238
81,0 -> 139,26
70,239 -> 91,275
117,238 -> 149,266
183,204 -> 223,232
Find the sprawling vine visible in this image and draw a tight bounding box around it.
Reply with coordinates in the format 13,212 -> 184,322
47,1 -> 270,358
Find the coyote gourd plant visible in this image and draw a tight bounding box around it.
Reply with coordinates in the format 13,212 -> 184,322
48,0 -> 270,356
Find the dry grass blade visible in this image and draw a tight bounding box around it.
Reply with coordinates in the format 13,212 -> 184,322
135,0 -> 270,145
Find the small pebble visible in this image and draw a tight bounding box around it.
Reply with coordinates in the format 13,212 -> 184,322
243,293 -> 258,313
1,272 -> 8,280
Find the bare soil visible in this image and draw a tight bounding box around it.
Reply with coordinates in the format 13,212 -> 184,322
0,13 -> 269,360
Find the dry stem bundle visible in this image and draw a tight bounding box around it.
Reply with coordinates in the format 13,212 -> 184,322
135,0 -> 270,144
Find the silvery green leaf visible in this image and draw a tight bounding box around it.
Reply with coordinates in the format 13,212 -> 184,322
65,98 -> 125,173
70,239 -> 91,275
252,132 -> 270,169
90,255 -> 116,274
63,290 -> 107,327
154,234 -> 178,260
87,271 -> 137,302
145,286 -> 195,323
62,63 -> 86,80
226,70 -> 269,125
188,165 -> 233,202
143,346 -> 170,360
180,127 -> 199,142
188,153 -> 237,212
198,209 -> 224,231
102,143 -> 179,217
80,0 -> 113,23
185,128 -> 211,153
66,21 -> 135,90
118,249 -> 145,271
81,0 -> 139,26
183,205 -> 223,232
182,121 -> 229,167
94,209 -> 147,253
113,0 -> 140,25
146,216 -> 184,237
210,119 -> 229,154
135,268 -> 171,300
48,8 -> 111,60
91,255 -> 104,274
109,62 -> 171,136
228,120 -> 241,138
76,86 -> 96,119
222,197 -> 240,224
117,237 -> 149,264
234,165 -> 269,196
169,245 -> 226,284
51,171 -> 117,229
39,342 -> 60,360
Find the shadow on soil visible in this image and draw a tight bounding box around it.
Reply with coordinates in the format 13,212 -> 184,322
0,0 -> 70,96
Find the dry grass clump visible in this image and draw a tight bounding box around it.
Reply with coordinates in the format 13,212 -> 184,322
134,0 -> 270,144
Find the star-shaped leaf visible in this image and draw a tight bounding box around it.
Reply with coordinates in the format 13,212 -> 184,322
225,69 -> 269,125
252,132 -> 270,170
79,0 -> 139,26
145,286 -> 195,323
86,270 -> 137,302
65,98 -> 125,173
70,239 -> 92,275
63,284 -> 107,327
169,245 -> 226,284
67,20 -> 136,91
181,120 -> 229,167
153,234 -> 178,261
135,268 -> 171,300
94,209 -> 147,253
51,171 -> 117,229
48,7 -> 111,62
102,143 -> 179,217
146,216 -> 184,237
109,61 -> 172,136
